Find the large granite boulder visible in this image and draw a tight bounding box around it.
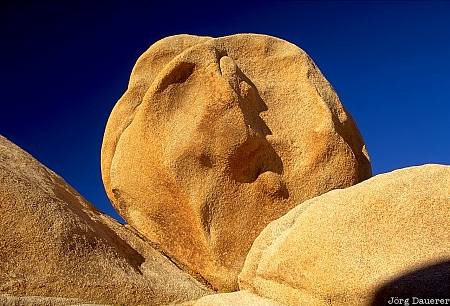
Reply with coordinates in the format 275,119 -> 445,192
101,33 -> 371,291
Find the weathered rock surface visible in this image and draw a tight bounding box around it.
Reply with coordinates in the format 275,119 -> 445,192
101,33 -> 371,291
0,135 -> 211,305
0,293 -> 102,306
239,164 -> 450,305
186,290 -> 282,306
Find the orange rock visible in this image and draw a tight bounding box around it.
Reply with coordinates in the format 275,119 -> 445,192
101,34 -> 371,291
188,290 -> 283,306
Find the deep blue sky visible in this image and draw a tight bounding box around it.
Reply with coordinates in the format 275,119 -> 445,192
1,1 -> 449,222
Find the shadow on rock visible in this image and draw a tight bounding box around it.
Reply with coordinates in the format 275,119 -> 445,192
371,260 -> 450,306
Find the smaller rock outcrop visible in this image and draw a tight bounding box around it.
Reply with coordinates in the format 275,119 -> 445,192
187,290 -> 282,306
0,135 -> 211,305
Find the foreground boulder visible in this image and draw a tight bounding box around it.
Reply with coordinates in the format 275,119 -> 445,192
101,33 -> 371,291
187,290 -> 282,306
0,135 -> 211,305
239,164 -> 450,305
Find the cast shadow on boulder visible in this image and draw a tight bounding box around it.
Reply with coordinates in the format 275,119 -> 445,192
371,260 -> 450,306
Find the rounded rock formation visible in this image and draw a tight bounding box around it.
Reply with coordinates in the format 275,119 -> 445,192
101,33 -> 372,291
239,164 -> 450,305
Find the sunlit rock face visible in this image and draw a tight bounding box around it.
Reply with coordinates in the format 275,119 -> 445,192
239,164 -> 450,306
0,135 -> 211,305
101,33 -> 371,291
